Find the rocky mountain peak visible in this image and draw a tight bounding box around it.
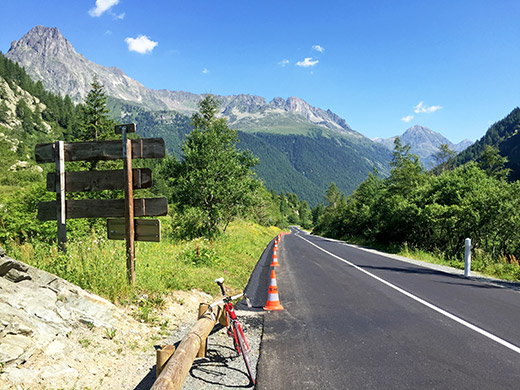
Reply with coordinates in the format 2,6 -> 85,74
6,26 -> 165,107
9,25 -> 75,59
285,96 -> 310,112
223,94 -> 267,113
402,125 -> 450,146
270,97 -> 286,109
374,125 -> 474,168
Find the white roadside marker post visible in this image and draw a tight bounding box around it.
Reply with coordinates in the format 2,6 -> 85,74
464,238 -> 471,277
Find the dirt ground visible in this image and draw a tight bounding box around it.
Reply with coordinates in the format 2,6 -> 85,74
1,290 -> 218,390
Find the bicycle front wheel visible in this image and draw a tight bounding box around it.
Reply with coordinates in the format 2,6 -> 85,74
233,322 -> 255,385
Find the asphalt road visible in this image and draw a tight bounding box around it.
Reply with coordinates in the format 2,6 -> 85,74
256,228 -> 520,389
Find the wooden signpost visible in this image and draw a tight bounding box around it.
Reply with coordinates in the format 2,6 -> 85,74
36,124 -> 167,285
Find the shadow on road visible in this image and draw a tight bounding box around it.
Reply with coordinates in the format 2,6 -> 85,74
359,263 -> 520,291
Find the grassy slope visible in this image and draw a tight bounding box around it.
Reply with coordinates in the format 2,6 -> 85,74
6,220 -> 280,302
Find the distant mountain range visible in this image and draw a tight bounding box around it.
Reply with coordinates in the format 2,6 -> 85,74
5,25 -> 394,205
373,125 -> 473,168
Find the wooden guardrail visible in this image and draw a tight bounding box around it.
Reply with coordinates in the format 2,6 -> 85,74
151,304 -> 224,390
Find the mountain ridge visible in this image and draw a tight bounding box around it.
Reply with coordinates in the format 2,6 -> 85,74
6,25 -> 359,138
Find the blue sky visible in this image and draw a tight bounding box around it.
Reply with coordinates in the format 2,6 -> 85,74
1,0 -> 520,143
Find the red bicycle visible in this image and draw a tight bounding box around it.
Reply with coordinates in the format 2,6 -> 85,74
209,277 -> 255,385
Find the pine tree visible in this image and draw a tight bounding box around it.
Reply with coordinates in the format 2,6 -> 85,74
432,144 -> 456,173
80,76 -> 115,141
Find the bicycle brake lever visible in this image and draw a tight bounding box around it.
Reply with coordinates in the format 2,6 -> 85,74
244,294 -> 252,308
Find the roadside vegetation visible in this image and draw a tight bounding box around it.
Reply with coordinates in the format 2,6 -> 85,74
313,138 -> 520,282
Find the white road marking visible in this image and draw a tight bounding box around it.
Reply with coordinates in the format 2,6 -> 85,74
296,233 -> 520,355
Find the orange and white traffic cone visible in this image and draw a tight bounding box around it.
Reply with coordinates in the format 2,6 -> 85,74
263,270 -> 284,311
270,250 -> 280,267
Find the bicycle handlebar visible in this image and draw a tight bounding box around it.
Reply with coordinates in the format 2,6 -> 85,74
209,292 -> 245,308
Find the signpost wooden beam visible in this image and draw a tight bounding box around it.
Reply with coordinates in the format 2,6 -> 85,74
122,126 -> 136,285
37,197 -> 168,221
35,138 -> 165,163
46,168 -> 152,192
55,141 -> 66,252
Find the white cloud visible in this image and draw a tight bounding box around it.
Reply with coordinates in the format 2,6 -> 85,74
414,101 -> 442,114
278,59 -> 290,67
125,35 -> 158,54
296,57 -> 319,67
401,115 -> 414,123
312,45 -> 325,53
202,68 -> 209,74
89,0 -> 119,17
114,12 -> 125,20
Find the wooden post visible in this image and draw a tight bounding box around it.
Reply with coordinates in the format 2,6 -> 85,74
197,304 -> 209,358
123,130 -> 135,285
55,141 -> 66,252
219,308 -> 227,327
156,345 -> 176,378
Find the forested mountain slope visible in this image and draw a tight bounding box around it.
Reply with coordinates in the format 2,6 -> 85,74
0,52 -> 80,179
455,107 -> 520,180
112,99 -> 391,205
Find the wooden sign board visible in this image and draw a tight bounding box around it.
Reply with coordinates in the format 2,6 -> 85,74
107,218 -> 161,242
46,168 -> 152,192
115,124 -> 136,134
38,197 -> 168,221
35,138 -> 165,163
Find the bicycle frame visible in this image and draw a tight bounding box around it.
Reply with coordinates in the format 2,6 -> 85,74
223,299 -> 250,355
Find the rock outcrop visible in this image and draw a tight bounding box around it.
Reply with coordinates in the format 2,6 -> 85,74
0,247 -> 122,367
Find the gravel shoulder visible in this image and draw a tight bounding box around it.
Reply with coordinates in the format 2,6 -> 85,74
178,310 -> 262,389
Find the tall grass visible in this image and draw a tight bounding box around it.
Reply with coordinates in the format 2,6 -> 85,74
4,220 -> 280,303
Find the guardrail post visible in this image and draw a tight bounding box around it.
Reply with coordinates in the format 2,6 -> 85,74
464,238 -> 471,277
197,303 -> 209,358
156,345 -> 176,378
